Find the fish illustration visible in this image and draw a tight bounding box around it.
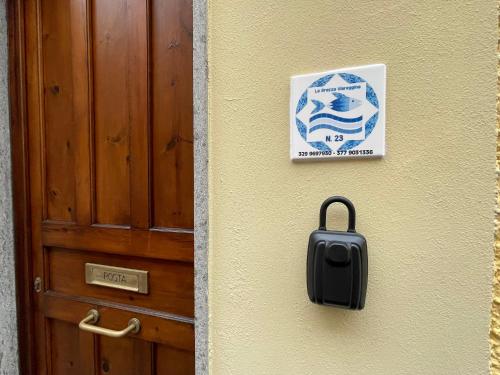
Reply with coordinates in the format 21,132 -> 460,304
329,93 -> 363,112
311,100 -> 325,114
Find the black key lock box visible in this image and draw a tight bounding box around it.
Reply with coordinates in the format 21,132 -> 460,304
307,196 -> 368,310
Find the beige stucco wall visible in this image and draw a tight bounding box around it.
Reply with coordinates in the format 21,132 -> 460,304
208,1 -> 497,374
490,8 -> 500,372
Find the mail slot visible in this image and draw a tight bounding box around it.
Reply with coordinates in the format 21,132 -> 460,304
85,263 -> 149,294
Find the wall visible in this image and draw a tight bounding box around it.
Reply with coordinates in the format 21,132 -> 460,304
0,0 -> 18,374
207,1 -> 497,374
490,7 -> 500,372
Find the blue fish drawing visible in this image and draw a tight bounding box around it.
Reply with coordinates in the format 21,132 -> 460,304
311,100 -> 325,114
329,93 -> 363,112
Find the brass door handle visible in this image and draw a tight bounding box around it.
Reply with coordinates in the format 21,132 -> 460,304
78,309 -> 141,338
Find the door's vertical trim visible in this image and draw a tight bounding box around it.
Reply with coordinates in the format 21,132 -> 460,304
193,0 -> 208,373
7,0 -> 32,373
73,0 -> 92,226
35,0 -> 46,223
145,0 -> 153,229
87,0 -> 97,225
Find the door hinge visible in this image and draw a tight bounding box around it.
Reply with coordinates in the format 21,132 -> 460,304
34,277 -> 42,293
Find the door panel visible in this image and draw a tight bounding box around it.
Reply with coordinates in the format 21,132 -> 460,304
41,0 -> 90,224
97,336 -> 152,375
155,345 -> 196,375
47,247 -> 193,316
48,319 -> 86,375
151,0 -> 194,229
21,0 -> 195,373
93,0 -> 147,226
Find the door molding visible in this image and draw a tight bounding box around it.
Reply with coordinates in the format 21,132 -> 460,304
8,1 -> 36,374
1,0 -> 19,374
8,0 -> 209,373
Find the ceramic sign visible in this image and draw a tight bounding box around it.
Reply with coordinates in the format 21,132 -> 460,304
290,64 -> 386,161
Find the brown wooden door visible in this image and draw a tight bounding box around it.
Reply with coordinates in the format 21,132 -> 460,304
11,0 -> 195,373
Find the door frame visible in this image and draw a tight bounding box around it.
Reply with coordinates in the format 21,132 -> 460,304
192,0 -> 209,373
8,1 -> 35,373
7,0 -> 209,373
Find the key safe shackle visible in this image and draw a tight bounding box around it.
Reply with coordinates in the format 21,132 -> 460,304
319,196 -> 356,232
308,195 -> 367,309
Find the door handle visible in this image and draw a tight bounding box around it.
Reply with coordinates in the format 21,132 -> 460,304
78,309 -> 141,338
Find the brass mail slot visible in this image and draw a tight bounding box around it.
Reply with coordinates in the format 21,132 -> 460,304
85,263 -> 149,294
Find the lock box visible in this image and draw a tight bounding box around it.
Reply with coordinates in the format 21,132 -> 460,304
306,196 -> 368,310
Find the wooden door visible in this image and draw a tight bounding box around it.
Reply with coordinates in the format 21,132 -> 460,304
9,0 -> 195,373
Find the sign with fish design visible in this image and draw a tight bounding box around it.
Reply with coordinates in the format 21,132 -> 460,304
290,64 -> 386,160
